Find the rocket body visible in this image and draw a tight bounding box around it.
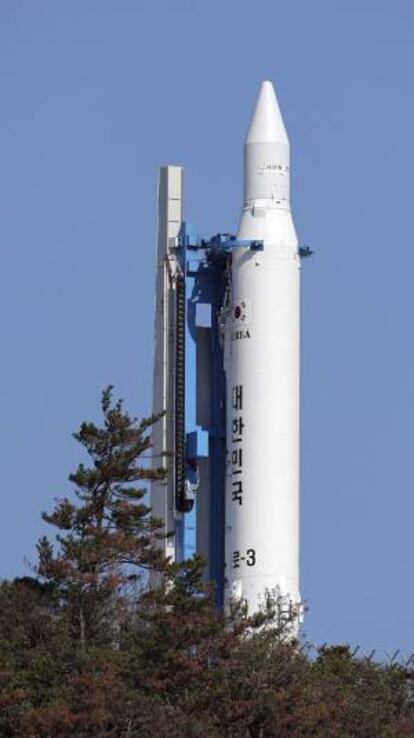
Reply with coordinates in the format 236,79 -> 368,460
224,82 -> 300,613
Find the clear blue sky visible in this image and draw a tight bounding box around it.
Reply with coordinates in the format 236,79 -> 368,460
1,0 -> 413,654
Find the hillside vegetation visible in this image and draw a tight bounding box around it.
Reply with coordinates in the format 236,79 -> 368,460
0,389 -> 412,738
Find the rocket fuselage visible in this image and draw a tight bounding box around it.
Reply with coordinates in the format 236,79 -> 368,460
224,81 -> 300,613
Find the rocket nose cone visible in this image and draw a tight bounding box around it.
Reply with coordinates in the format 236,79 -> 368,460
246,80 -> 289,145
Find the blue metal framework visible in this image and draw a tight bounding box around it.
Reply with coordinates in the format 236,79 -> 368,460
174,224 -> 263,607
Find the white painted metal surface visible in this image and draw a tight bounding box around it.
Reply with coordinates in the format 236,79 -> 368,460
224,81 -> 301,615
151,166 -> 183,563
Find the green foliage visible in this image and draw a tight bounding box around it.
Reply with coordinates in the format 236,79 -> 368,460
0,388 -> 413,737
36,387 -> 167,645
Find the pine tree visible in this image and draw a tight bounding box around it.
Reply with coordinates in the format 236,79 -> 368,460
36,386 -> 167,646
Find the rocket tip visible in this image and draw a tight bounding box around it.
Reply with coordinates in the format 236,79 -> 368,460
246,80 -> 288,145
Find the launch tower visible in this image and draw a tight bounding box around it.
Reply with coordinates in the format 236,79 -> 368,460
151,81 -> 310,613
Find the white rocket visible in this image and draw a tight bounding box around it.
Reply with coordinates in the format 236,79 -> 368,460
224,81 -> 301,615
151,80 -> 302,617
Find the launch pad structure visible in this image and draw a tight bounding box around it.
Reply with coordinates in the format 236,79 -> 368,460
151,82 -> 311,614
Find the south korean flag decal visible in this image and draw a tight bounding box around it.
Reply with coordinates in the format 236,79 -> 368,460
232,298 -> 251,326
